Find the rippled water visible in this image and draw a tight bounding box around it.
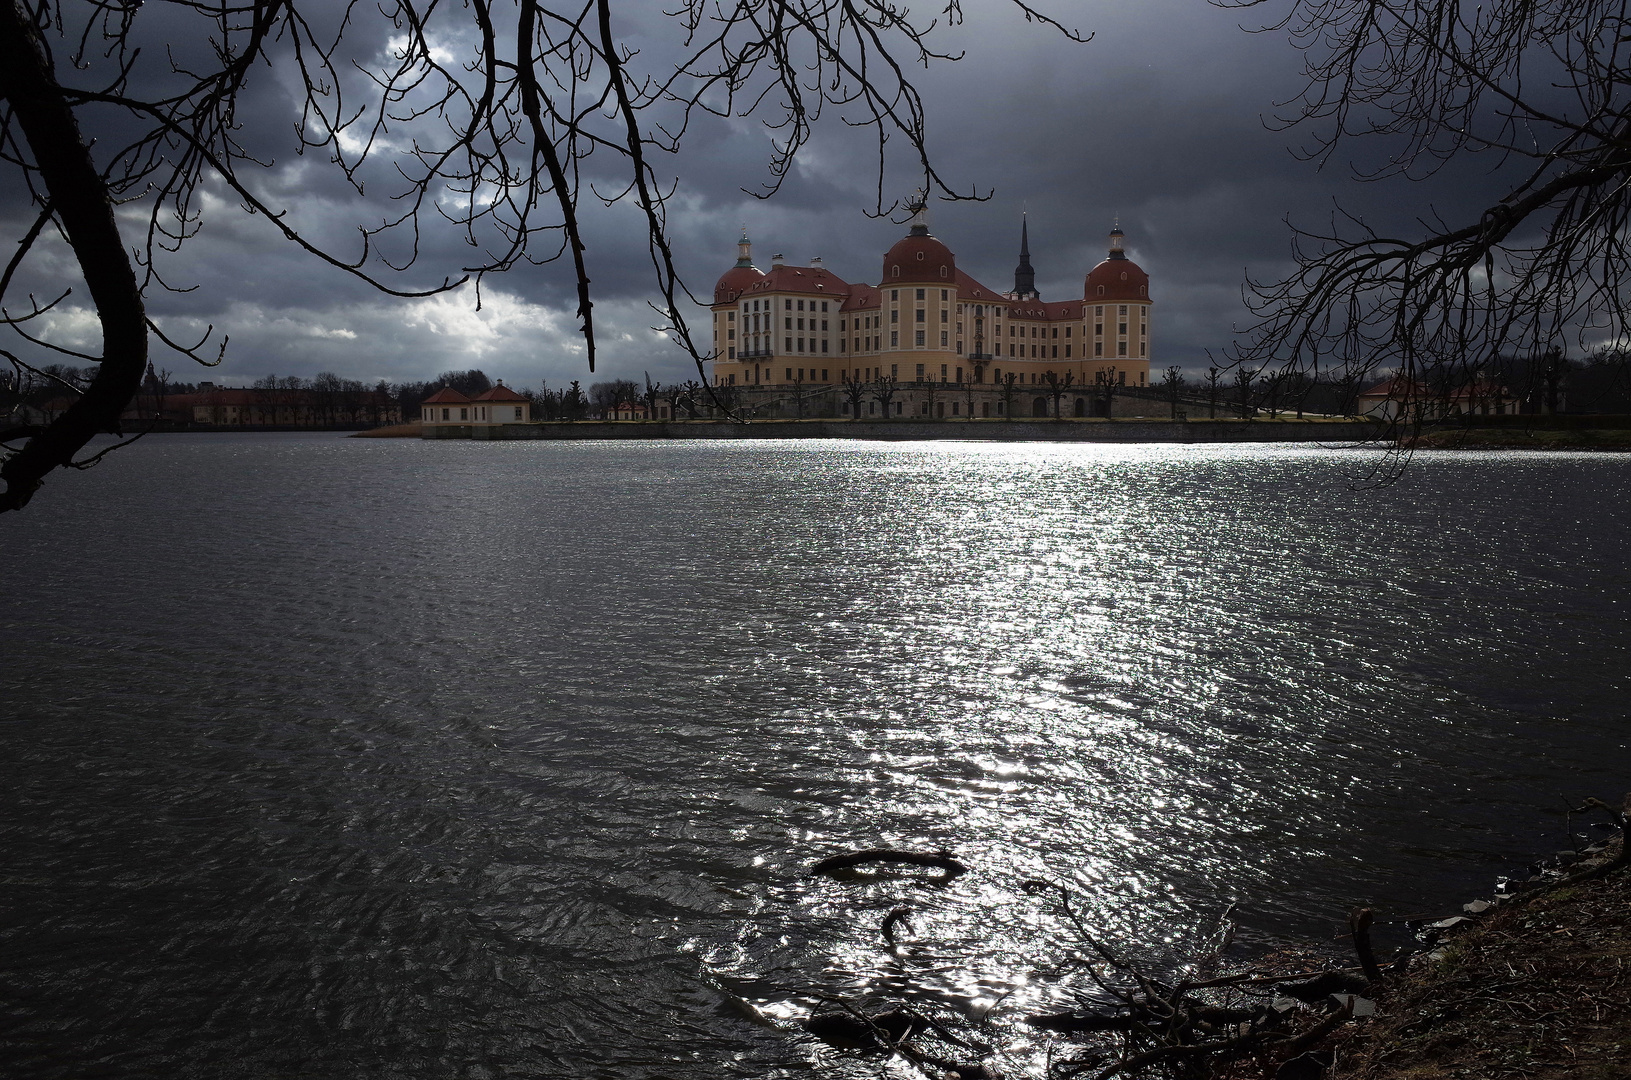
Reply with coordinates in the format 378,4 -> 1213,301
1,434 -> 1627,1078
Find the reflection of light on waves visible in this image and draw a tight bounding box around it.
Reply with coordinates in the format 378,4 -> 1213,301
704,443 -> 1223,1074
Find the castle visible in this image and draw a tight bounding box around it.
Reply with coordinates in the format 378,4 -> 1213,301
708,207 -> 1152,418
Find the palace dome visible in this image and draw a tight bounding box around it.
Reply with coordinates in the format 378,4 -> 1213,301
882,228 -> 956,284
1084,257 -> 1150,302
714,264 -> 764,304
1084,224 -> 1150,302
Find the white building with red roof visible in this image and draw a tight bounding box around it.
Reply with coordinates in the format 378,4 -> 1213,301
708,208 -> 1153,418
420,386 -> 473,426
420,382 -> 532,427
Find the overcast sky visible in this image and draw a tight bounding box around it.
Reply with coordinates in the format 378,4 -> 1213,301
5,0 -> 1506,389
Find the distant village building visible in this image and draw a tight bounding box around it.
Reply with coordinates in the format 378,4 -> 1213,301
608,400 -> 673,420
1358,376 -> 1521,420
91,382 -> 401,427
708,207 -> 1154,418
420,382 -> 532,427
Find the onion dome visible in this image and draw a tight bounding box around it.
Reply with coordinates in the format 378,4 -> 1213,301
1084,223 -> 1150,302
714,227 -> 764,303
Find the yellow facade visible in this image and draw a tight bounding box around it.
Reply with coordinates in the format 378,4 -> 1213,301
708,219 -> 1152,408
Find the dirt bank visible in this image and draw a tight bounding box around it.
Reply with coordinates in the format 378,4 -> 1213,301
349,422 -> 422,438
1327,834 -> 1628,1080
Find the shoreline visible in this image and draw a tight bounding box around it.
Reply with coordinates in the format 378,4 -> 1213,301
1327,825 -> 1628,1079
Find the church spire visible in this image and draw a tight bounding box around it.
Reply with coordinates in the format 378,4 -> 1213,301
1012,213 -> 1038,299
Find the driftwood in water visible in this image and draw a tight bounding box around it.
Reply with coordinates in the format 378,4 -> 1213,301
1349,906 -> 1385,984
802,1006 -> 918,1051
810,848 -> 968,879
881,905 -> 914,945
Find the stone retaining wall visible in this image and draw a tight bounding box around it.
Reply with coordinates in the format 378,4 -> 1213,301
423,418 -> 1382,443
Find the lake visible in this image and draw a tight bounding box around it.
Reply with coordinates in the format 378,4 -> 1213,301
1,434 -> 1627,1078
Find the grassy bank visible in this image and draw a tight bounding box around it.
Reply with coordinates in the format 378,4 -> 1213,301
350,422 -> 422,438
1407,427 -> 1631,450
1326,833 -> 1628,1080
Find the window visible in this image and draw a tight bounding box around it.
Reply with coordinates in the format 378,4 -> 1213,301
940,309 -> 948,323
915,310 -> 925,323
891,290 -> 898,300
940,364 -> 947,380
727,311 -> 735,322
460,407 -> 468,420
1051,327 -> 1058,338
915,330 -> 926,346
1119,305 -> 1128,315
941,290 -> 948,300
1095,343 -> 1103,356
957,340 -> 964,353
727,329 -> 735,340
891,331 -> 899,347
821,320 -> 828,331
916,288 -> 925,299
916,363 -> 924,379
785,299 -> 792,309
1118,323 -> 1127,334
797,300 -> 805,311
822,369 -> 828,379
1065,326 -> 1072,337
891,310 -> 899,323
941,331 -> 949,347
785,340 -> 792,353
1095,323 -> 1103,335
890,364 -> 898,377
955,367 -> 963,382
1097,286 -> 1105,296
1118,342 -> 1127,356
821,302 -> 829,312
727,347 -> 735,358
1065,345 -> 1071,358
442,408 -> 450,421
785,317 -> 792,330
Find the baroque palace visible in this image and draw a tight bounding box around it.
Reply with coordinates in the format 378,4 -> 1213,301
708,207 -> 1153,418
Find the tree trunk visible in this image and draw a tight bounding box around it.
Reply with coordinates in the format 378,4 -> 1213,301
0,0 -> 147,511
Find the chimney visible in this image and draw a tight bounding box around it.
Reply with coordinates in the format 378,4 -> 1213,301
771,253 -> 784,267
810,256 -> 823,268
199,381 -> 216,391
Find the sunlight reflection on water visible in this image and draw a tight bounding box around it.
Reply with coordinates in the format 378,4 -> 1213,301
1,435 -> 1628,1078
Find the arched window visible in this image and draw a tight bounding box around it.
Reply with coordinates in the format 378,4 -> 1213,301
916,251 -> 925,261
1140,285 -> 1146,296
891,266 -> 900,278
1096,286 -> 1105,296
939,266 -> 948,277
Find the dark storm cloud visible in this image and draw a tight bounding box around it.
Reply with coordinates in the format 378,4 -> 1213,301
2,0 -> 1511,387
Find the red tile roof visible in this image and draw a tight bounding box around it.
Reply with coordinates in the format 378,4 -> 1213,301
473,383 -> 528,402
742,263 -> 854,297
422,387 -> 472,404
1085,257 -> 1151,303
